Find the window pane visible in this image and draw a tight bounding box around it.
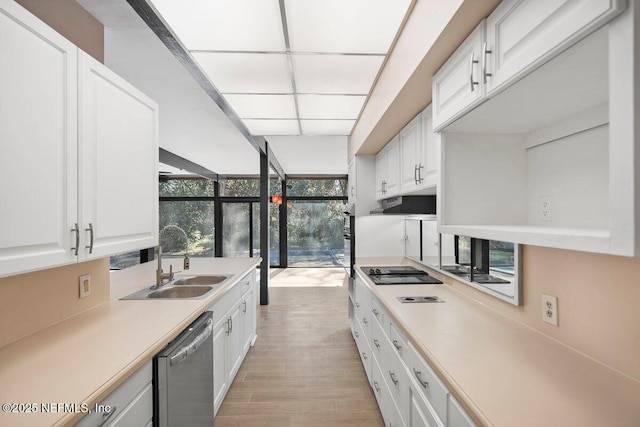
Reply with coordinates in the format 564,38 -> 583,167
160,200 -> 215,257
159,178 -> 215,197
489,240 -> 515,275
287,200 -> 344,267
109,250 -> 141,270
286,178 -> 347,197
219,178 -> 260,197
223,203 -> 251,256
252,202 -> 281,266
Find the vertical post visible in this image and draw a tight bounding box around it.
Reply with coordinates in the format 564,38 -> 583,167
279,177 -> 288,268
260,146 -> 270,305
214,180 -> 223,257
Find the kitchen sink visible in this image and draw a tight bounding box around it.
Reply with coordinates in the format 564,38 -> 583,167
146,285 -> 213,299
171,275 -> 230,286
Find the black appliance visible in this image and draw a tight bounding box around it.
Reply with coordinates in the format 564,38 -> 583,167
362,266 -> 442,285
343,204 -> 355,278
370,195 -> 436,215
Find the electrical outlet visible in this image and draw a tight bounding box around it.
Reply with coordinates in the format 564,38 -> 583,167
539,196 -> 552,221
79,275 -> 91,298
541,294 -> 558,326
539,196 -> 552,222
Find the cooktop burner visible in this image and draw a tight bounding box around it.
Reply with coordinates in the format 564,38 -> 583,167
361,266 -> 443,285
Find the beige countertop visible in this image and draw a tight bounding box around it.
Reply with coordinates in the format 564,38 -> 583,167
355,257 -> 640,427
0,257 -> 260,427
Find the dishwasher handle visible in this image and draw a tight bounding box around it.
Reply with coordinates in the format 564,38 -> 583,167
170,318 -> 213,366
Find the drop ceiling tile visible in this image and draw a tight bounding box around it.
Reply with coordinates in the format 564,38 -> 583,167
292,54 -> 384,94
298,94 -> 366,119
243,119 -> 300,136
193,52 -> 292,93
148,0 -> 285,51
301,120 -> 355,135
224,94 -> 297,119
285,0 -> 412,54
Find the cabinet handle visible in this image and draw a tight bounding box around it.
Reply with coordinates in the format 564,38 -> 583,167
362,317 -> 368,325
482,41 -> 492,84
355,331 -> 360,338
418,163 -> 424,183
414,164 -> 419,185
388,370 -> 399,386
71,223 -> 80,256
85,223 -> 94,254
373,339 -> 380,349
469,51 -> 479,92
243,301 -> 247,314
392,340 -> 402,351
372,308 -> 379,316
374,381 -> 381,393
225,319 -> 229,336
362,352 -> 368,360
413,368 -> 429,389
229,317 -> 233,334
97,405 -> 117,427
351,186 -> 355,196
355,302 -> 360,308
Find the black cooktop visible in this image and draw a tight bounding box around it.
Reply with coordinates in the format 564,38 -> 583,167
361,266 -> 443,285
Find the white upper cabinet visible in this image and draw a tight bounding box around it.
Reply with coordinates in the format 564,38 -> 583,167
432,22 -> 486,131
375,136 -> 400,200
79,52 -> 158,260
348,158 -> 357,204
438,2 -> 640,256
0,1 -> 159,277
420,106 -> 439,190
485,0 -> 626,96
0,0 -> 78,277
399,114 -> 423,193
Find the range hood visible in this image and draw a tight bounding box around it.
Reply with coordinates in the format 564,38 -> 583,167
370,196 -> 436,215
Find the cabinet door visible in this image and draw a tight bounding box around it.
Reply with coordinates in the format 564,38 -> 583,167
213,318 -> 229,416
409,383 -> 444,427
375,148 -> 388,200
404,219 -> 421,261
78,51 -> 158,260
227,302 -> 244,380
432,21 -> 485,130
241,288 -> 254,354
485,0 -> 625,95
0,0 -> 78,277
348,158 -> 357,203
418,107 -> 438,190
400,115 -> 422,193
385,139 -> 401,197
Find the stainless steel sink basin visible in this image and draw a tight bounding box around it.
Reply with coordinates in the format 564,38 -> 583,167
171,275 -> 229,286
146,285 -> 212,299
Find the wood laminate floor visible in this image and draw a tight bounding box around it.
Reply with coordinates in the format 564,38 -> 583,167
215,268 -> 384,426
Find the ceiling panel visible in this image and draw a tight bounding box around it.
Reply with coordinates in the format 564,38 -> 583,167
193,52 -> 292,93
244,119 -> 300,136
148,0 -> 285,51
298,94 -> 366,119
285,0 -> 413,54
292,54 -> 385,94
301,120 -> 355,135
224,94 -> 297,119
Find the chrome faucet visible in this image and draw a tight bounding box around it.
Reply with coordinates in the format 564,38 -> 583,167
153,225 -> 190,289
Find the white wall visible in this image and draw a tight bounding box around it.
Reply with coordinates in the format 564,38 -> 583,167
355,216 -> 406,257
268,136 -> 348,175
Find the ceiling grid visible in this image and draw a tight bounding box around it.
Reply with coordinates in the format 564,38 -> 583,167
147,0 -> 413,136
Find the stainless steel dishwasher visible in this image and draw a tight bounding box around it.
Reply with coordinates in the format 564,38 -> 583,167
154,311 -> 214,426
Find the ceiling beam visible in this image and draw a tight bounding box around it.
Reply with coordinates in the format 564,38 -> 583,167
159,148 -> 219,181
126,0 -> 286,180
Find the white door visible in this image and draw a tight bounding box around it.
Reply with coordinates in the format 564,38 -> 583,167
485,0 -> 625,95
78,51 -> 158,260
375,148 -> 387,200
400,115 -> 422,193
0,1 -> 78,277
419,106 -> 438,190
385,138 -> 401,197
213,318 -> 229,415
227,303 -> 244,380
432,21 -> 485,130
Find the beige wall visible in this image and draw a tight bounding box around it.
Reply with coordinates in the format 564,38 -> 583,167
0,259 -> 110,347
442,246 -> 640,383
14,0 -> 104,62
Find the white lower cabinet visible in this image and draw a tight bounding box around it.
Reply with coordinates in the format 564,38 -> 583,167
75,361 -> 152,427
209,270 -> 257,416
353,273 -> 475,427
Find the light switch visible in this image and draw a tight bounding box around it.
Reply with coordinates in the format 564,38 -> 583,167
79,275 -> 91,298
